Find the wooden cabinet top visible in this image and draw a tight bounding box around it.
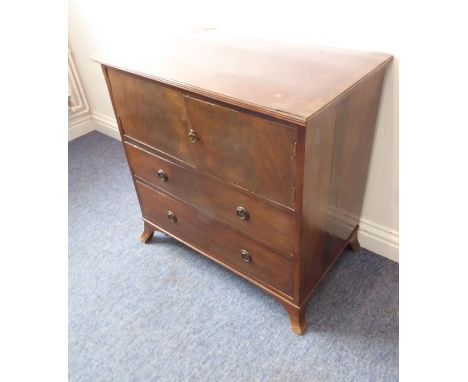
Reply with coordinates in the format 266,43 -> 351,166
93,31 -> 392,126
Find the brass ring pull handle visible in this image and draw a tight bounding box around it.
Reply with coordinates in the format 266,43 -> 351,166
188,129 -> 199,143
240,249 -> 252,263
167,211 -> 177,223
157,169 -> 168,182
236,207 -> 249,221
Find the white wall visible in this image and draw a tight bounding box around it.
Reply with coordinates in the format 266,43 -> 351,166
68,0 -> 399,261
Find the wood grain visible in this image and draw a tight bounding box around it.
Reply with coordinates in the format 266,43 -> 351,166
109,67 -> 297,208
324,67 -> 387,263
136,180 -> 293,296
93,31 -> 392,125
298,66 -> 388,306
98,38 -> 393,334
184,96 -> 297,207
125,141 -> 295,255
107,68 -> 193,164
299,105 -> 338,302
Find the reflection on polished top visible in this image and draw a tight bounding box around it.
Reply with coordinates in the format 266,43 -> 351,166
92,30 -> 392,125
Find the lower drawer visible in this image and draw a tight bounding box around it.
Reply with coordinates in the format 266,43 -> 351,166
136,181 -> 293,296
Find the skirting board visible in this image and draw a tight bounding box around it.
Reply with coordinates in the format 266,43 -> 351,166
357,219 -> 398,262
92,112 -> 121,140
68,114 -> 96,141
74,112 -> 399,262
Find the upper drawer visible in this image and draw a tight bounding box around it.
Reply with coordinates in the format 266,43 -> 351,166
107,69 -> 297,208
124,142 -> 295,255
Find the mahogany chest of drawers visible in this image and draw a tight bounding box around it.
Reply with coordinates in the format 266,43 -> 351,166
94,33 -> 392,334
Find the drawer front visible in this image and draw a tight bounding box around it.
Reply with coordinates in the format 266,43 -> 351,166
108,68 -> 297,208
125,142 -> 295,254
136,181 -> 293,296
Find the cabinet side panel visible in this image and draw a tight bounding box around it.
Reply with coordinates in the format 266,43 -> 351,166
299,106 -> 337,301
327,68 -> 386,251
300,67 -> 388,303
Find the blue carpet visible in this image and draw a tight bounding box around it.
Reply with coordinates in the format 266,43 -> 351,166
69,131 -> 398,382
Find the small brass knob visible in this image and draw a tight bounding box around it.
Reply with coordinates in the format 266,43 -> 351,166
157,169 -> 168,182
240,249 -> 252,263
236,207 -> 249,221
167,211 -> 177,223
188,129 -> 199,143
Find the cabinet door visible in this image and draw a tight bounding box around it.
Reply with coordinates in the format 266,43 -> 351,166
108,68 -> 195,164
184,96 -> 297,207
108,68 -> 297,207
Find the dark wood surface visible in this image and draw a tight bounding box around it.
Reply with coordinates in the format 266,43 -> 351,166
330,67 -> 387,240
125,142 -> 295,255
107,68 -> 194,163
98,38 -> 392,334
136,180 -> 293,297
109,67 -> 297,207
297,66 -> 387,305
93,31 -> 392,125
298,104 -> 338,302
184,96 -> 297,207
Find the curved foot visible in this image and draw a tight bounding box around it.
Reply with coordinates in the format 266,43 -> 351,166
140,221 -> 155,244
348,225 -> 361,252
281,301 -> 308,335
